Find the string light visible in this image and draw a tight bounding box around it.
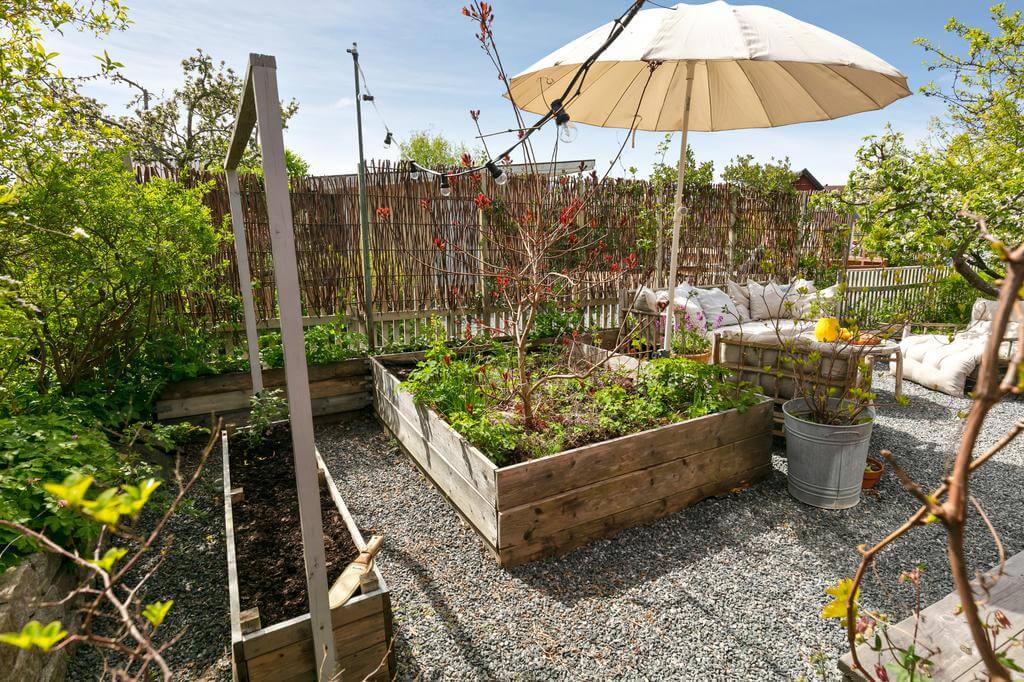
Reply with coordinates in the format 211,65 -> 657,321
410,0 -> 645,195
409,161 -> 421,181
486,160 -> 508,186
383,131 -> 394,149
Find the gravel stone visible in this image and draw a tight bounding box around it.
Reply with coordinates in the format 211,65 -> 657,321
317,371 -> 1024,680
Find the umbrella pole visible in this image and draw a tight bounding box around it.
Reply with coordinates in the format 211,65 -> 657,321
662,60 -> 696,352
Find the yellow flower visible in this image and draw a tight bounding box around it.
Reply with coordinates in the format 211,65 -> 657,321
839,327 -> 854,341
814,317 -> 840,343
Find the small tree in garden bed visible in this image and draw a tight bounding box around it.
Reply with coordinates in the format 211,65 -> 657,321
402,1 -> 654,428
823,212 -> 1024,681
0,426 -> 220,681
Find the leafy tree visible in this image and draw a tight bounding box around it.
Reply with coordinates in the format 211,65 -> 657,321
0,147 -> 224,398
827,5 -> 1024,296
721,154 -> 796,194
110,49 -> 307,173
0,1 -> 128,181
399,130 -> 475,168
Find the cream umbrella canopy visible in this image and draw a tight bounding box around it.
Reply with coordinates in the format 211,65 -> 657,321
506,0 -> 910,350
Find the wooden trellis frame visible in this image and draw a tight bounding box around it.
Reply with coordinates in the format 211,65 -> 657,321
223,53 -> 336,679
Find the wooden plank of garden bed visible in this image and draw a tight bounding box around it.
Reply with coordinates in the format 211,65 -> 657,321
157,375 -> 370,421
372,358 -> 499,503
241,592 -> 385,660
245,610 -> 387,681
495,401 -> 773,511
498,459 -> 772,566
497,431 -> 772,551
160,360 -> 369,400
221,431 -> 250,682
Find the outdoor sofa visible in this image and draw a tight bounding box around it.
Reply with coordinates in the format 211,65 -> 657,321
897,298 -> 1020,396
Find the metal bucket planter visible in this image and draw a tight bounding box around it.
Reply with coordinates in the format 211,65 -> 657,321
782,398 -> 875,509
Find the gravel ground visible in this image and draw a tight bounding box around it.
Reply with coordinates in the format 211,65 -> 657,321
317,371 -> 1024,681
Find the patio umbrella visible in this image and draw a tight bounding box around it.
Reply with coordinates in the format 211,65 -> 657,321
506,0 -> 910,351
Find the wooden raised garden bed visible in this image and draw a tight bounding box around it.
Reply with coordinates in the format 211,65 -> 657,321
371,347 -> 774,567
157,358 -> 371,426
221,429 -> 393,681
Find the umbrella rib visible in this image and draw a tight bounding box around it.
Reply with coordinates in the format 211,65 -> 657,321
653,61 -> 681,130
776,62 -> 832,120
736,60 -> 774,127
823,65 -> 882,108
599,63 -> 646,128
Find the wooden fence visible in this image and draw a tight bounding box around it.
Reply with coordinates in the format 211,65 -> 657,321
841,265 -> 952,326
141,162 -> 853,345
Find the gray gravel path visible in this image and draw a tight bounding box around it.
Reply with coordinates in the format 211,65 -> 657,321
317,371 -> 1024,681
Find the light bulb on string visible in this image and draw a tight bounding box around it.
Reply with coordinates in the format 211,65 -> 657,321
439,173 -> 451,197
409,161 -> 421,181
383,131 -> 394,149
558,120 -> 578,144
486,161 -> 509,187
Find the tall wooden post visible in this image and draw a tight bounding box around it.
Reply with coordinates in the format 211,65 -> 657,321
226,170 -> 263,394
348,43 -> 376,349
225,54 -> 337,680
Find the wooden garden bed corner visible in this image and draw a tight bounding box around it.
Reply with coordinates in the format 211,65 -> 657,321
221,432 -> 394,681
371,347 -> 775,567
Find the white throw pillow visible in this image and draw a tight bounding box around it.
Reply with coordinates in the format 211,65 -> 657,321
725,280 -> 751,321
694,287 -> 744,326
747,280 -> 788,320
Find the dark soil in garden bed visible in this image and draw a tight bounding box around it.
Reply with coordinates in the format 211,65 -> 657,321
230,427 -> 358,626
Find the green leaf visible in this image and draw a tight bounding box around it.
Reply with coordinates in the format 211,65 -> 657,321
89,546 -> 128,573
43,473 -> 93,508
999,654 -> 1024,673
142,600 -> 173,628
0,620 -> 67,652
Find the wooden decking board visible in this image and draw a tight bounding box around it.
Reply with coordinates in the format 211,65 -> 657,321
839,551 -> 1024,680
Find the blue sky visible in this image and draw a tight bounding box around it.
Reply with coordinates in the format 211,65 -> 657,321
50,1 -> 1006,184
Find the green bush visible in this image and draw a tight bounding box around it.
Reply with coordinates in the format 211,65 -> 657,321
919,275 -> 984,325
259,320 -> 366,368
0,146 -> 225,418
0,414 -> 133,569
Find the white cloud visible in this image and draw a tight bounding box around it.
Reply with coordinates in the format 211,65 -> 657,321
334,97 -> 355,109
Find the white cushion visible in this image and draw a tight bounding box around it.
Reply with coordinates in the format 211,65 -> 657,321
972,298 -> 1022,323
693,287 -> 744,327
726,280 -> 751,321
899,333 -> 982,396
716,318 -> 814,343
747,280 -> 788,320
633,287 -> 659,313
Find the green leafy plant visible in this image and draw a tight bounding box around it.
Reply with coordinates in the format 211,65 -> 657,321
0,414 -> 132,569
0,428 -> 219,680
259,320 -> 366,368
238,388 -> 288,449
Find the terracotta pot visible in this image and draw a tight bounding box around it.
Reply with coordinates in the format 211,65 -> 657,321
862,456 -> 884,490
677,350 -> 712,364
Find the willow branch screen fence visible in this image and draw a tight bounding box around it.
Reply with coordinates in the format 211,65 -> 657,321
140,162 -> 852,347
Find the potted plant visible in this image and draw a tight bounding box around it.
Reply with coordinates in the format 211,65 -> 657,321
777,314 -> 886,509
670,310 -> 713,362
862,456 -> 884,489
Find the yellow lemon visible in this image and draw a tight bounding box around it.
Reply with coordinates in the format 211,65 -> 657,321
814,317 -> 840,343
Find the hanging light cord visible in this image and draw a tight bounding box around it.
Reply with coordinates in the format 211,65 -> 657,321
357,60 -> 394,143
412,0 -> 647,181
